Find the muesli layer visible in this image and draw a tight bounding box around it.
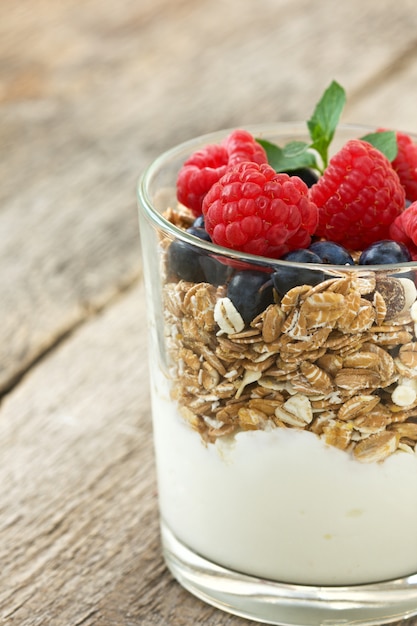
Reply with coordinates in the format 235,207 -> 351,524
162,209 -> 417,464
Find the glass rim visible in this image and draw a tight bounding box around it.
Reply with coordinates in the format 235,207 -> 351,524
137,122 -> 417,273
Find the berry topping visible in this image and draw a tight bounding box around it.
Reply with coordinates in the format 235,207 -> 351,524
358,240 -> 412,265
390,202 -> 417,260
226,270 -> 274,324
171,81 -> 417,286
202,161 -> 319,258
309,240 -> 354,265
177,129 -> 267,216
310,139 -> 406,250
271,249 -> 325,296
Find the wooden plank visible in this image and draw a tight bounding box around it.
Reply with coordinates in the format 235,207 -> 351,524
0,284 -> 150,624
2,0 -> 417,394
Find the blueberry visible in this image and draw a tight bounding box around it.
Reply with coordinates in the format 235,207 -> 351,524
309,241 -> 354,265
359,240 -> 412,265
272,249 -> 325,296
192,215 -> 206,229
167,239 -> 206,282
186,225 -> 212,242
167,226 -> 231,285
287,168 -> 319,188
227,270 -> 275,325
199,254 -> 232,286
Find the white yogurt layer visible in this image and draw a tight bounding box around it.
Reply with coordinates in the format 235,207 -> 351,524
151,367 -> 417,586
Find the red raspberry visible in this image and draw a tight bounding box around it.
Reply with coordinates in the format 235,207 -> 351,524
202,161 -> 319,258
390,131 -> 417,202
310,139 -> 405,250
223,129 -> 267,167
389,201 -> 417,260
176,130 -> 267,216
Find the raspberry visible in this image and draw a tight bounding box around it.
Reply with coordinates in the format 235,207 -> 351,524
202,161 -> 319,258
310,139 -> 405,250
176,130 -> 267,216
390,131 -> 417,202
223,129 -> 267,167
389,201 -> 417,260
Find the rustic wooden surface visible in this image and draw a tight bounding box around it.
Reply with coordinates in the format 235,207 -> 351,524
2,1 -> 417,624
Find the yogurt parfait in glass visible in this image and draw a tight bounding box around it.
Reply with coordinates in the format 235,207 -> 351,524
137,82 -> 417,626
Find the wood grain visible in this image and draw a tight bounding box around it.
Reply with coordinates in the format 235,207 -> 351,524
2,0 -> 417,623
0,285 -> 149,624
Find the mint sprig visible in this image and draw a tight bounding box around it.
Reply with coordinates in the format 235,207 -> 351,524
306,80 -> 346,169
256,80 -> 346,175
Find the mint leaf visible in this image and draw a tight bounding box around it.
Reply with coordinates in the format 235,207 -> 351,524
307,80 -> 346,168
257,138 -> 318,172
360,130 -> 398,162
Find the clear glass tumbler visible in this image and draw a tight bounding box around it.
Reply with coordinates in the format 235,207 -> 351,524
137,124 -> 417,626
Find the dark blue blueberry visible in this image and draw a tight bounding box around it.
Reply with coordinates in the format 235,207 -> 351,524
227,270 -> 275,325
167,239 -> 206,282
192,215 -> 206,229
272,249 -> 325,296
359,240 -> 412,265
186,225 -> 212,242
199,254 -> 232,286
309,241 -> 355,265
167,226 -> 231,285
287,168 -> 319,188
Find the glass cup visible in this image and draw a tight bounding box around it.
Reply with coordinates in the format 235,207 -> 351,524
137,124 -> 417,626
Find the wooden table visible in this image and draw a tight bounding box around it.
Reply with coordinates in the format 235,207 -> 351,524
2,1 -> 417,624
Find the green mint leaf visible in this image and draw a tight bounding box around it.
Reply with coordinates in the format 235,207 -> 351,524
283,141 -> 312,158
307,80 -> 346,168
257,138 -> 318,172
360,130 -> 398,162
